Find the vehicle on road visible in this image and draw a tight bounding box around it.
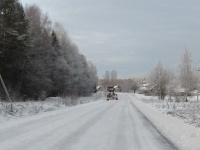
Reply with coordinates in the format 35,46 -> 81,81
106,86 -> 118,100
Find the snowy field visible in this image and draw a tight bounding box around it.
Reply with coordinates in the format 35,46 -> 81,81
0,92 -> 104,123
134,93 -> 200,127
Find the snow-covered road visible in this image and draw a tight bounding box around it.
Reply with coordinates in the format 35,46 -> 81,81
0,93 -> 179,150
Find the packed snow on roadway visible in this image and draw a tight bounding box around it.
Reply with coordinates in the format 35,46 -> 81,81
0,92 -> 200,150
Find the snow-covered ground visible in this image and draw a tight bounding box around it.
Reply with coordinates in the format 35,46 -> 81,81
134,93 -> 200,127
0,93 -> 199,150
131,93 -> 200,150
0,92 -> 104,123
0,93 -> 179,150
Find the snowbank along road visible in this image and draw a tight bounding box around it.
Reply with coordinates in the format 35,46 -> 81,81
0,93 -> 179,150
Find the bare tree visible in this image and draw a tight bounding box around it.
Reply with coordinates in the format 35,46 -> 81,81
166,71 -> 178,101
179,49 -> 196,102
115,79 -> 138,93
131,81 -> 139,94
149,61 -> 170,100
101,71 -> 110,89
110,70 -> 117,85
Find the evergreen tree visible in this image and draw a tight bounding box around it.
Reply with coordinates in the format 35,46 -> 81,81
0,0 -> 29,96
0,3 -> 98,100
51,30 -> 61,56
50,30 -> 62,96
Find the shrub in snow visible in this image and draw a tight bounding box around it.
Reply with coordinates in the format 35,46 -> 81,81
135,94 -> 200,127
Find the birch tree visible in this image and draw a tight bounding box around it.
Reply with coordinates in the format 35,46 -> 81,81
179,49 -> 196,102
101,71 -> 110,89
110,70 -> 117,85
149,61 -> 170,100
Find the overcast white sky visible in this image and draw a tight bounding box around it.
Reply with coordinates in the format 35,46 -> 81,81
20,0 -> 200,78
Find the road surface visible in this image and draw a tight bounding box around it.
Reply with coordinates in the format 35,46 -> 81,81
0,93 -> 179,150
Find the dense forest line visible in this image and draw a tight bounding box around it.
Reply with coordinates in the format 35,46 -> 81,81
0,0 -> 98,100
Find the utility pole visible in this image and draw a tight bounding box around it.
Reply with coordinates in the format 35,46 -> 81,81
197,68 -> 200,101
0,74 -> 12,103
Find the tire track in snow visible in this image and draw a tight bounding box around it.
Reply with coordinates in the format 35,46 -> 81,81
112,95 -> 129,150
49,100 -> 119,150
112,93 -> 142,150
3,100 -> 119,150
0,101 -> 105,142
70,99 -> 127,150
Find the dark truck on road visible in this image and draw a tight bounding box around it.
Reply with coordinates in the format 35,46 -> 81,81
106,86 -> 118,100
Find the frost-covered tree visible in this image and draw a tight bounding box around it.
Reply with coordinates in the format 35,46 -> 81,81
21,5 -> 54,99
101,70 -> 118,89
49,30 -> 64,96
101,71 -> 111,89
166,71 -> 177,101
54,21 -> 99,97
130,81 -> 139,94
149,61 -> 170,100
179,49 -> 196,102
110,70 -> 117,85
51,30 -> 61,57
87,61 -> 98,93
0,3 -> 97,100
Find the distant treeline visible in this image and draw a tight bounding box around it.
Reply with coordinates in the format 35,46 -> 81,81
0,0 -> 97,100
